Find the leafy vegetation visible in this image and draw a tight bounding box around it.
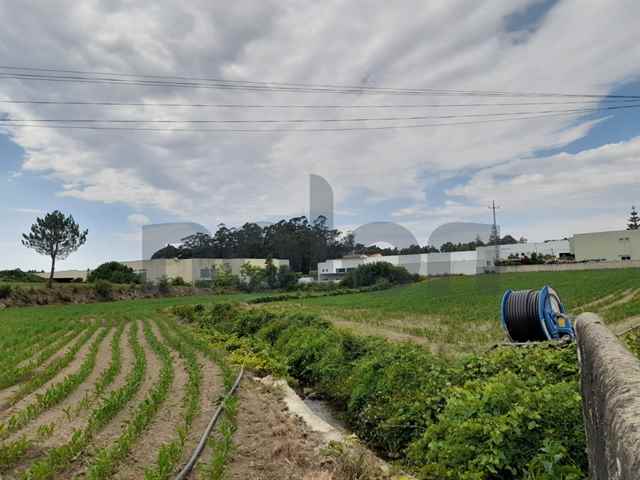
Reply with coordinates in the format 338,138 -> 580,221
88,261 -> 140,284
1,268 -> 638,478
339,262 -> 417,288
180,302 -> 586,479
0,268 -> 45,283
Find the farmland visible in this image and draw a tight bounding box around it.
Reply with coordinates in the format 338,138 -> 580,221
0,268 -> 639,479
0,296 -> 240,479
268,268 -> 640,354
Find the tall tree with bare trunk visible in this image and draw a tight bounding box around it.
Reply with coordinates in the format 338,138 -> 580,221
22,210 -> 88,288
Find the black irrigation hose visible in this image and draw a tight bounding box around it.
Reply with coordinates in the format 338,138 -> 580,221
504,290 -> 549,342
174,366 -> 244,480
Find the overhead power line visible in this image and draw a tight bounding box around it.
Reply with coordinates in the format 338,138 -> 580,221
1,65 -> 639,99
0,108 -> 631,133
1,98 -> 638,109
2,102 -> 639,124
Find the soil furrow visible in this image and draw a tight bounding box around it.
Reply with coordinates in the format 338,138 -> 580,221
113,321 -> 189,479
179,350 -> 223,476
70,320 -> 162,476
5,328 -> 117,447
0,328 -> 85,407
0,327 -> 102,423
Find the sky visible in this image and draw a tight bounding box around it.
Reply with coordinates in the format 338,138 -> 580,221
1,0 -> 640,271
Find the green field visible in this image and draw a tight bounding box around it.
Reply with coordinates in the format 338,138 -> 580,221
0,268 -> 638,478
263,268 -> 640,354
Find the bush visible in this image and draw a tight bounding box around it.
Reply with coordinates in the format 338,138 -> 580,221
277,265 -> 299,290
407,373 -> 585,479
171,276 -> 187,286
0,269 -> 44,283
0,284 -> 12,299
88,261 -> 140,284
180,302 -> 586,478
340,262 -> 416,288
93,280 -> 113,301
157,276 -> 171,295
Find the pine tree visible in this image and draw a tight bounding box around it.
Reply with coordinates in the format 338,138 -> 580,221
22,210 -> 88,288
628,206 -> 640,230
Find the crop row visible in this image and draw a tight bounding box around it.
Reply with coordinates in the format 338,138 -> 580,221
161,315 -> 239,477
21,319 -> 147,479
144,317 -> 203,480
9,321 -> 99,406
85,319 -> 175,479
1,325 -> 110,439
0,313 -> 234,479
0,325 -> 85,392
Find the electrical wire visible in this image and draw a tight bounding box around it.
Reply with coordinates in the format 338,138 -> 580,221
0,108 -> 624,133
1,98 -> 639,109
1,66 -> 640,99
2,102 -> 638,124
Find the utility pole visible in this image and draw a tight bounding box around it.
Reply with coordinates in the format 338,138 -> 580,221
489,201 -> 501,266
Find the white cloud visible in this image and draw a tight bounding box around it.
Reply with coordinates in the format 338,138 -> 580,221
0,0 -> 639,238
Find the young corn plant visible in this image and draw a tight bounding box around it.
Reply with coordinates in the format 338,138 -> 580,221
201,396 -> 238,480
0,326 -> 109,439
144,317 -> 203,480
20,321 -> 146,480
9,322 -> 98,406
85,319 -> 174,480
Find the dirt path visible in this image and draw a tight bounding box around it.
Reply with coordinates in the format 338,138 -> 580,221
222,379 -> 327,480
4,328 -> 115,445
178,351 -> 223,474
112,321 -> 187,479
611,316 -> 640,336
579,289 -> 633,311
222,378 -> 393,480
0,326 -> 102,422
600,289 -> 639,311
333,319 -> 430,346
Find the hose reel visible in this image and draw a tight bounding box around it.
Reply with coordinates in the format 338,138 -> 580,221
501,286 -> 575,342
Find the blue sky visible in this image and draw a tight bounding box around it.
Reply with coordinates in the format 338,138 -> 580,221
1,0 -> 640,270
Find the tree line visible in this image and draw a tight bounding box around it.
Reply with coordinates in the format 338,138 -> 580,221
151,216 -> 523,273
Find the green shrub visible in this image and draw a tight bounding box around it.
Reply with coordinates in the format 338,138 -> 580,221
157,276 -> 171,295
88,262 -> 140,284
171,276 -> 187,286
407,372 -> 586,479
172,304 -> 205,323
0,269 -> 45,283
182,303 -> 585,478
340,262 -> 416,288
0,284 -> 12,299
94,280 -> 113,301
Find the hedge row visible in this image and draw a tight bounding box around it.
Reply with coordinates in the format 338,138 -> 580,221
174,303 -> 586,480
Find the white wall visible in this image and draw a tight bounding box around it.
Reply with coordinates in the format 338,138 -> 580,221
572,230 -> 640,261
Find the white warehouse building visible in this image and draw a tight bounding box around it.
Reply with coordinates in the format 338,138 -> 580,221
570,229 -> 640,261
317,240 -> 572,281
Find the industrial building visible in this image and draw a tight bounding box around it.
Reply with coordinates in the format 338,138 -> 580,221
120,258 -> 289,284
317,240 -> 573,281
570,229 -> 640,261
317,251 -> 487,281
